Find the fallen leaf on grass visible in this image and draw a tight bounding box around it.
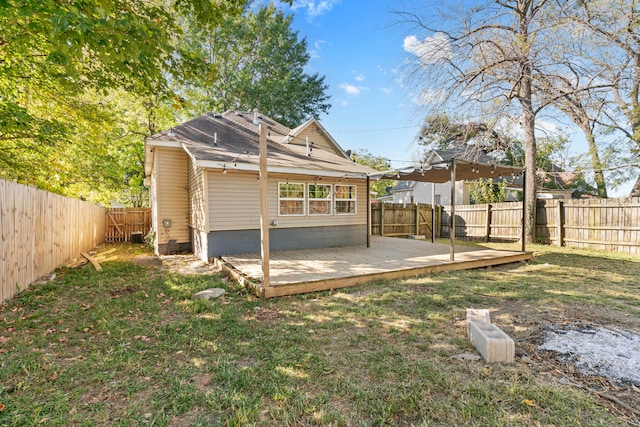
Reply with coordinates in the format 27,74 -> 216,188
523,399 -> 540,408
49,371 -> 59,381
0,402 -> 4,411
58,337 -> 68,343
44,328 -> 56,335
0,336 -> 9,344
81,304 -> 91,311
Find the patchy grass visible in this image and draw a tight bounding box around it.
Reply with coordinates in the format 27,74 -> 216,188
1,243 -> 639,426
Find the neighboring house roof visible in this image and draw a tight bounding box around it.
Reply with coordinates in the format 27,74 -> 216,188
389,180 -> 415,193
145,111 -> 375,179
630,176 -> 640,197
428,147 -> 497,165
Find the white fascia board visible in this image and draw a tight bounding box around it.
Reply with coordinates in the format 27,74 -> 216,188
145,139 -> 182,148
196,159 -> 368,179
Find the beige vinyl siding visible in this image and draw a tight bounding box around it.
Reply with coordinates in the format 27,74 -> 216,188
150,150 -> 159,253
208,171 -> 367,231
287,127 -> 344,158
187,155 -> 208,231
156,147 -> 190,245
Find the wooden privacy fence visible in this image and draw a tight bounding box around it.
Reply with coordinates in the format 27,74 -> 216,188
536,198 -> 640,254
105,208 -> 151,242
439,197 -> 640,255
371,203 -> 442,238
441,202 -> 523,242
1,180 -> 106,304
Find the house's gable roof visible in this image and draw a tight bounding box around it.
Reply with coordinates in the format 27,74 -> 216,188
283,118 -> 350,159
145,111 -> 374,178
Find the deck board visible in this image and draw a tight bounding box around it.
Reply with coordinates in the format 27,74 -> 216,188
221,236 -> 532,297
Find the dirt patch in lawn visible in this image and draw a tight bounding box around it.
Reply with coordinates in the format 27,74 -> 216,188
483,300 -> 640,420
131,253 -> 221,276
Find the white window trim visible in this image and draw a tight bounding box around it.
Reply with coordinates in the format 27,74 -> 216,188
308,183 -> 333,216
278,182 -> 306,216
334,184 -> 357,215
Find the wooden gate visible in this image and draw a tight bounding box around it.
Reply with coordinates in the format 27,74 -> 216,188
105,208 -> 151,242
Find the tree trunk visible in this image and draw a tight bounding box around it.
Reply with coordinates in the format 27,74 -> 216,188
579,121 -> 608,198
519,0 -> 537,244
522,100 -> 537,244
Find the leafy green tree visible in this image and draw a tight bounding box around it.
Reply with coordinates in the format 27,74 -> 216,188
177,3 -> 331,128
470,179 -> 509,204
350,149 -> 395,196
0,0 -> 247,203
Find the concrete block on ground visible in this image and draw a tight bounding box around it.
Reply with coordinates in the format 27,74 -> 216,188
468,321 -> 515,363
466,308 -> 491,336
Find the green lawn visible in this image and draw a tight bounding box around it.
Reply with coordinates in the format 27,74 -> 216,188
1,243 -> 639,426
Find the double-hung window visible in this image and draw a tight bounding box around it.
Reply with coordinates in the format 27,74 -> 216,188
308,184 -> 332,215
278,183 -> 305,215
335,185 -> 356,214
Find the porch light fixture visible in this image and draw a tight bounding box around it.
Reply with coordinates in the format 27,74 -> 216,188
222,166 -> 227,174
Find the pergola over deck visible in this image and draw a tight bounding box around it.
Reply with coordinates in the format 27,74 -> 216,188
368,157 -> 526,261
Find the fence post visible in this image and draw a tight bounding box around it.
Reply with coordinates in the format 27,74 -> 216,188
485,204 -> 492,242
556,199 -> 564,247
415,203 -> 420,236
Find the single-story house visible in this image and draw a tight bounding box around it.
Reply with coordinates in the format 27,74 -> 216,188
144,110 -> 376,261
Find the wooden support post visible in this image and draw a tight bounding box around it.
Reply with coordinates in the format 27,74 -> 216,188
521,169 -> 526,252
431,182 -> 435,243
556,199 -> 564,247
485,204 -> 492,242
259,122 -> 270,288
415,203 -> 419,236
450,160 -> 456,261
380,202 -> 385,236
366,176 -> 371,248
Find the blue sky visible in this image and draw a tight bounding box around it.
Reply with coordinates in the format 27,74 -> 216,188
270,0 -> 423,167
258,0 -> 636,196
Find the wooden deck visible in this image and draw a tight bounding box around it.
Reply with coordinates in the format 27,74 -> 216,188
218,236 -> 533,298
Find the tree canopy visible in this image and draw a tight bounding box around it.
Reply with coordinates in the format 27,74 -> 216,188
0,0 -> 329,205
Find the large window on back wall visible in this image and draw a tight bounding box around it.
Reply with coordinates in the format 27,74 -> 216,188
278,183 -> 305,215
335,184 -> 356,214
308,183 -> 332,215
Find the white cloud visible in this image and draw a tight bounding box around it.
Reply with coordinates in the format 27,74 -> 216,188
381,87 -> 393,95
309,40 -> 326,59
411,89 -> 446,106
353,72 -> 365,82
291,0 -> 340,18
339,82 -> 368,96
403,33 -> 451,64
